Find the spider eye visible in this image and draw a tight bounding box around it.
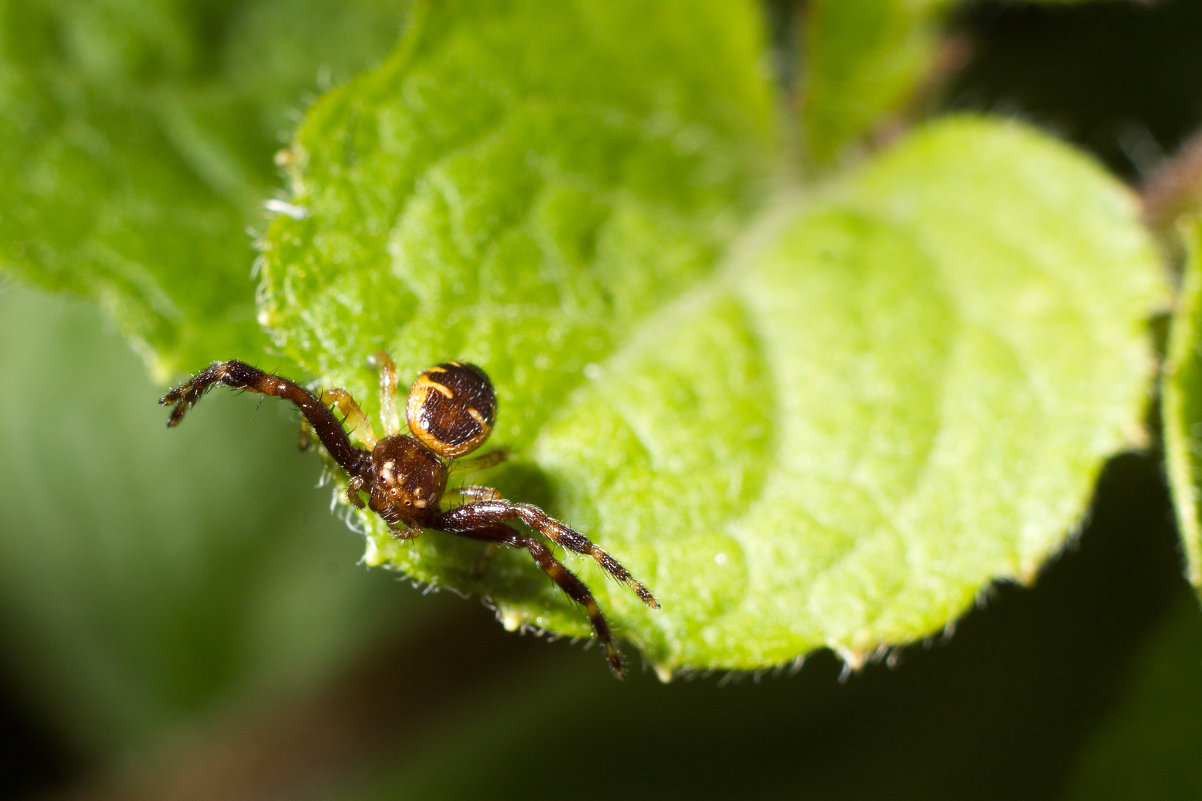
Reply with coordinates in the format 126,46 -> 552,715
406,362 -> 496,458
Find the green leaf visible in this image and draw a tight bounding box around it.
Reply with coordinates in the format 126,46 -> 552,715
260,0 -> 1163,676
801,0 -> 954,165
1163,219 -> 1202,596
711,117 -> 1163,671
537,117 -> 1162,673
799,0 -> 1098,167
0,0 -> 406,380
1066,596 -> 1202,800
258,0 -> 776,387
0,283 -> 402,754
257,0 -> 774,670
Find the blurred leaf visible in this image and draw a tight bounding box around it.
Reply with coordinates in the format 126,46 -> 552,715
801,0 -> 954,165
0,0 -> 407,381
259,0 -> 1164,676
1065,595 -> 1202,800
800,0 -> 1104,167
0,284 -> 402,754
1163,218 -> 1202,597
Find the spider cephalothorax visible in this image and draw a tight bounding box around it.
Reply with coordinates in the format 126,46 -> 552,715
160,353 -> 659,676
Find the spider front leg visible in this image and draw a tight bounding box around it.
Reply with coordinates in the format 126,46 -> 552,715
161,360 -> 371,477
438,498 -> 659,609
434,518 -> 627,677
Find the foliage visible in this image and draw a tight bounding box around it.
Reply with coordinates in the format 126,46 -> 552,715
0,0 -> 1188,684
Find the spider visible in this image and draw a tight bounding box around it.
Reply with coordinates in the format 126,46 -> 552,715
160,352 -> 659,676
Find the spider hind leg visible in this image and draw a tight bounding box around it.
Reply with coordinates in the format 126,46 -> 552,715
435,515 -> 626,677
368,350 -> 402,436
441,497 -> 659,609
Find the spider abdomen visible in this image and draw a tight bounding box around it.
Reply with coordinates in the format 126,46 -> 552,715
406,362 -> 496,458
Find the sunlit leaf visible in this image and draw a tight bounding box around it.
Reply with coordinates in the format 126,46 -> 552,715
258,0 -> 1164,676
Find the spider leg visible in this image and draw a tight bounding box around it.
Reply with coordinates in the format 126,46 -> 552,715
389,524 -> 422,541
438,499 -> 659,609
160,360 -> 372,478
444,487 -> 505,575
320,388 -> 378,449
473,542 -> 501,577
449,448 -> 508,475
347,475 -> 367,509
298,417 -> 316,451
450,485 -> 505,502
368,351 -> 402,436
434,517 -> 626,677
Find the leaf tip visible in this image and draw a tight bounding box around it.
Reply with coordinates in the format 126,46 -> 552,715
652,661 -> 676,684
831,644 -> 869,674
496,607 -> 526,633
